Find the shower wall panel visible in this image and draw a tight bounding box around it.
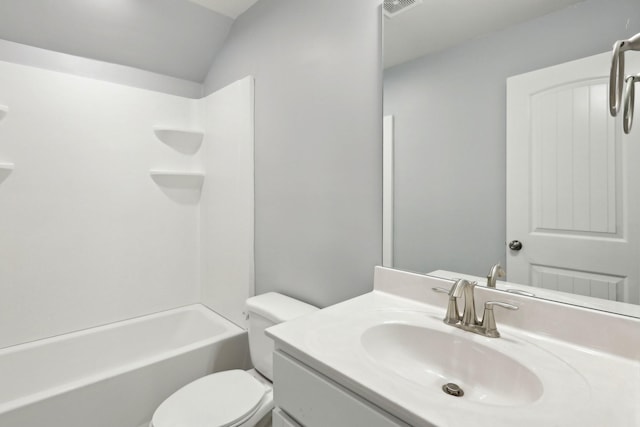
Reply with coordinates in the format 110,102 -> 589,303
0,60 -> 202,349
199,76 -> 255,328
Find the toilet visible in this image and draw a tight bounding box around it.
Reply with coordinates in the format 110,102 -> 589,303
150,292 -> 318,427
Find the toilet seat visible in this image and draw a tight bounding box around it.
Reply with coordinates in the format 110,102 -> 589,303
151,370 -> 269,427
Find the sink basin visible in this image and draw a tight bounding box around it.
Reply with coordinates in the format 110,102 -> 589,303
361,322 -> 544,406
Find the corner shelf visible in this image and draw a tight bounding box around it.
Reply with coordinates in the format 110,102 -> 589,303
0,162 -> 14,184
153,127 -> 204,155
150,170 -> 205,204
149,170 -> 205,189
0,105 -> 8,123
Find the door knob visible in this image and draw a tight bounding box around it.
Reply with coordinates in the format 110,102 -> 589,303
508,240 -> 523,251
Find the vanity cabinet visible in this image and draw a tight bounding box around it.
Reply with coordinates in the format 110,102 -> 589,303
272,351 -> 410,427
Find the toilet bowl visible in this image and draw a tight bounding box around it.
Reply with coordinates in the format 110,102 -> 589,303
150,293 -> 318,427
150,369 -> 273,427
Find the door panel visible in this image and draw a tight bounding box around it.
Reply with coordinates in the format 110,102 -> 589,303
531,82 -> 618,235
530,264 -> 626,302
507,51 -> 640,304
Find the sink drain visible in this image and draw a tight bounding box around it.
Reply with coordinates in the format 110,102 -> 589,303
442,383 -> 464,397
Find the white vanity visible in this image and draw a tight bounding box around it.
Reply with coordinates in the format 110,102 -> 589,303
267,267 -> 640,427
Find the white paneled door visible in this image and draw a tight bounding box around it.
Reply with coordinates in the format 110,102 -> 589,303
507,52 -> 640,304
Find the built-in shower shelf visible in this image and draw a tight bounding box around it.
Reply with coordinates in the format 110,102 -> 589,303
0,105 -> 8,122
149,170 -> 205,189
153,127 -> 204,154
0,162 -> 14,184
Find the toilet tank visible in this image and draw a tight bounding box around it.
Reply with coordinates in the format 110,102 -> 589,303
245,292 -> 318,380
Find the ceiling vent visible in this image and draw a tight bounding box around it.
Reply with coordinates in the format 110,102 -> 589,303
383,0 -> 423,18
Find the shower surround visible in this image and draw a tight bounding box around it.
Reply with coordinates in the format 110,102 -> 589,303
0,60 -> 255,426
0,60 -> 254,349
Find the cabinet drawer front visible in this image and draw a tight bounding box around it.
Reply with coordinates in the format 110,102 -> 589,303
273,351 -> 409,427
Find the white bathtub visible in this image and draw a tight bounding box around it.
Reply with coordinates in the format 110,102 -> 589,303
0,304 -> 249,427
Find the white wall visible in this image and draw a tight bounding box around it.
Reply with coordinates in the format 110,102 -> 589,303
0,60 -> 203,349
200,76 -> 255,327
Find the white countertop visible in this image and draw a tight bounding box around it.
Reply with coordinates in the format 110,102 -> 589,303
267,267 -> 640,427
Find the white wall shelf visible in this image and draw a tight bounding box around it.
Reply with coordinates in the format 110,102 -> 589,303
150,170 -> 205,204
0,105 -> 8,122
149,170 -> 205,188
0,162 -> 14,184
153,127 -> 204,154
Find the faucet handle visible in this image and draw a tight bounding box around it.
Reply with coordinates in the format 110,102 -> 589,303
481,301 -> 518,338
505,288 -> 535,297
432,287 -> 460,325
486,301 -> 518,310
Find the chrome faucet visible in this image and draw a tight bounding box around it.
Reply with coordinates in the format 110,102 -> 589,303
486,263 -> 505,288
448,279 -> 478,326
433,278 -> 518,338
435,278 -> 471,325
433,279 -> 478,329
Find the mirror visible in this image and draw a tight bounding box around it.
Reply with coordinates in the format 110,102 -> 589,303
382,0 -> 640,317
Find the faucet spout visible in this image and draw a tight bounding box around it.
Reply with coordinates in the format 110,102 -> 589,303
460,281 -> 478,326
448,278 -> 471,298
486,263 -> 505,288
445,279 -> 478,327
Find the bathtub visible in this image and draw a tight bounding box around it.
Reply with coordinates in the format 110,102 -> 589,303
0,304 -> 249,427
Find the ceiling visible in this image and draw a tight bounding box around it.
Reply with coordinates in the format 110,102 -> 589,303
384,0 -> 586,69
0,0 -> 260,83
0,1 -> 588,81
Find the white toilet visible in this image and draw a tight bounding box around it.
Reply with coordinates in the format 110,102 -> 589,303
150,292 -> 318,427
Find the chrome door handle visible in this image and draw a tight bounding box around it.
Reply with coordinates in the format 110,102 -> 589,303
508,240 -> 523,251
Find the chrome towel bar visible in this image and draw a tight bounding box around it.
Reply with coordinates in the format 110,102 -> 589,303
610,33 -> 640,134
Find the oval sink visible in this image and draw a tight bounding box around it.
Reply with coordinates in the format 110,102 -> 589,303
361,323 -> 544,406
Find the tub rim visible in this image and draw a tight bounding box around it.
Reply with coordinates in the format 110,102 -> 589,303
0,304 -> 246,414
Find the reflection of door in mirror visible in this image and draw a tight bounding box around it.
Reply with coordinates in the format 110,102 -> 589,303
507,52 -> 640,305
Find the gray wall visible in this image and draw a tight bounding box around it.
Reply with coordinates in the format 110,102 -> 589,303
0,39 -> 202,98
205,0 -> 383,307
384,0 -> 640,277
0,0 -> 232,82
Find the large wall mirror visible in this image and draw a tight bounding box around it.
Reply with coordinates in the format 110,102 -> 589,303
382,0 -> 640,317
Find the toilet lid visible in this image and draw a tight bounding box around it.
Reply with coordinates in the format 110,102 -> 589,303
152,370 -> 268,427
